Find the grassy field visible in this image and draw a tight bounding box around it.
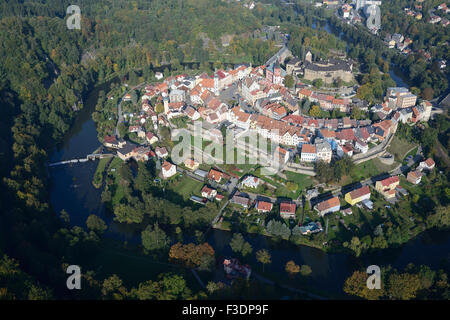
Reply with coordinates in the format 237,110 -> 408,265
284,171 -> 314,191
92,158 -> 112,188
167,175 -> 204,200
107,157 -> 127,205
388,136 -> 418,161
251,169 -> 312,199
344,158 -> 399,184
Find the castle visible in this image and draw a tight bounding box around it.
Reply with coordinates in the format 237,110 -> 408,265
302,51 -> 354,85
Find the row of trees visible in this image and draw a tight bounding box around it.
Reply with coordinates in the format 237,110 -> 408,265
344,263 -> 449,300
315,157 -> 354,184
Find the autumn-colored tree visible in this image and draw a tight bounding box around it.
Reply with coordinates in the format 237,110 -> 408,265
387,273 -> 421,300
169,242 -> 215,271
343,271 -> 384,300
256,249 -> 271,272
309,105 -> 321,118
421,87 -> 434,101
101,274 -> 128,300
86,214 -> 107,234
285,260 -> 300,278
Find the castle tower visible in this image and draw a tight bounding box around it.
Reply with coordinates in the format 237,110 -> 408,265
214,71 -> 219,96
305,51 -> 312,63
163,96 -> 169,114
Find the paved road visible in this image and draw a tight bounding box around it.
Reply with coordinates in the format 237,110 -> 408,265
116,82 -> 146,138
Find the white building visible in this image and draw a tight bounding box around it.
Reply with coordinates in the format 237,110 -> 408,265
315,140 -> 332,163
169,89 -> 185,103
241,176 -> 261,189
161,160 -> 177,179
355,139 -> 368,154
301,144 -> 317,162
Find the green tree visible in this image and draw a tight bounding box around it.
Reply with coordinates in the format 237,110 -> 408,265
313,79 -> 323,88
141,223 -> 169,252
60,209 -> 70,224
284,75 -> 294,88
86,214 -> 107,234
300,265 -> 312,277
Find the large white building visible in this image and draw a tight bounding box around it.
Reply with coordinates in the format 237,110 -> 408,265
315,140 -> 332,163
301,144 -> 317,162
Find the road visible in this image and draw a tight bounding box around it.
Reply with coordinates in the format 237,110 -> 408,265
115,82 -> 147,138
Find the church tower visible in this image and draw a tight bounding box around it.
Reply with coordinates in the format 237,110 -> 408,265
214,70 -> 219,96
163,96 -> 169,114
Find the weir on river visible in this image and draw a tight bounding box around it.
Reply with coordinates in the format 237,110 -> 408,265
48,153 -> 114,167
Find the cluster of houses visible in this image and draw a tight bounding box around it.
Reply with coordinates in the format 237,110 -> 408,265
108,56 -> 432,174
384,33 -> 414,54
311,156 -> 436,217
297,87 -> 351,112
371,88 -> 432,125
406,157 -> 436,185
229,192 -> 324,235
428,3 -> 450,26
186,167 -> 230,205
404,7 -> 423,21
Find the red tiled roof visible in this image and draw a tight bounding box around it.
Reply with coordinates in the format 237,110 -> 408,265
208,169 -> 223,182
425,158 -> 435,167
316,197 -> 340,212
104,135 -> 117,143
162,160 -> 173,171
347,185 -> 370,200
379,176 -> 399,187
280,202 -> 296,214
257,201 -> 273,212
302,144 -> 316,154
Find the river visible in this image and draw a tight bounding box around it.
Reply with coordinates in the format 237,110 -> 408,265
48,76 -> 449,298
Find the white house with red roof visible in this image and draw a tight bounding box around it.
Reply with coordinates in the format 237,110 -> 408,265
161,160 -> 177,179
419,158 -> 435,171
256,201 -> 273,213
146,132 -> 159,145
155,146 -> 168,158
241,176 -> 261,189
301,144 -> 316,162
201,185 -> 218,200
